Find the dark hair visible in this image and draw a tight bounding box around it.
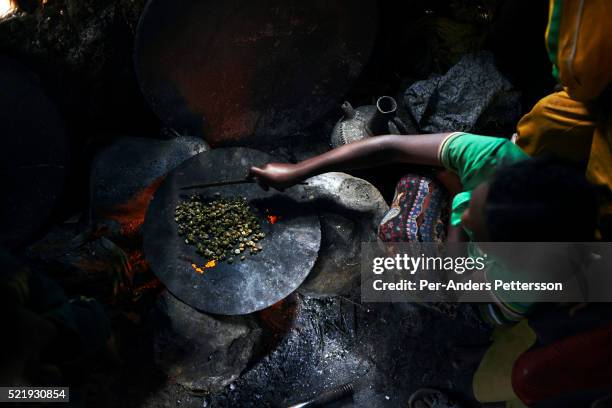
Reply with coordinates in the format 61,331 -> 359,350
485,156 -> 599,242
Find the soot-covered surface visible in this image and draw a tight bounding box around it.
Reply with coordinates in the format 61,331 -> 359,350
135,0 -> 377,146
142,295 -> 491,408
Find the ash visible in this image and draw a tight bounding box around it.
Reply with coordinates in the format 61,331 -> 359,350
206,295 -> 490,408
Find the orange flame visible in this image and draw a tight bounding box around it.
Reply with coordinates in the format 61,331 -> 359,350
264,208 -> 280,225
98,177 -> 164,238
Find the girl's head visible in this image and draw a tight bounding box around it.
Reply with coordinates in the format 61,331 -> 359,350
461,156 -> 600,242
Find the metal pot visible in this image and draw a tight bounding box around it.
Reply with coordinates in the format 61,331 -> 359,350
330,96 -> 408,148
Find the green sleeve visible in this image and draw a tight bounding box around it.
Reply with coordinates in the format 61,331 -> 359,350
450,191 -> 471,228
440,133 -> 528,227
441,133 -> 527,189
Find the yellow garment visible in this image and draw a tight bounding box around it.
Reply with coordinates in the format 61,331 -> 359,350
516,91 -> 612,227
516,90 -> 595,165
546,0 -> 612,103
540,0 -> 612,221
472,319 -> 536,405
588,114 -> 612,198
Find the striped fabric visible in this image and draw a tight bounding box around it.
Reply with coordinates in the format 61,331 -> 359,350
544,0 -> 612,102
545,0 -> 563,80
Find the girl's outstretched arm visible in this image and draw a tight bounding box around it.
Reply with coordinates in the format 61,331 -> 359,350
250,133 -> 451,190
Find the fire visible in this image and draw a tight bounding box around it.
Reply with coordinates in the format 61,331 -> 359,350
264,208 -> 280,225
191,259 -> 217,274
98,177 -> 164,238
0,0 -> 16,18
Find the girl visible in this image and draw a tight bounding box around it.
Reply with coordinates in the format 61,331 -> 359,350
250,132 -> 599,408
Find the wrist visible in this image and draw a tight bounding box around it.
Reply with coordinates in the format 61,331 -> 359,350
293,160 -> 315,181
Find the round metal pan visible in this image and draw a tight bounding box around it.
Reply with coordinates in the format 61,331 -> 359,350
134,0 -> 377,146
143,148 -> 321,315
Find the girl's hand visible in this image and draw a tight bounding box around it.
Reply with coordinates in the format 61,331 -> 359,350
249,163 -> 302,191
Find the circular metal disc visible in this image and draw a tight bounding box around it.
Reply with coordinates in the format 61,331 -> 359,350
134,0 -> 377,146
143,148 -> 321,315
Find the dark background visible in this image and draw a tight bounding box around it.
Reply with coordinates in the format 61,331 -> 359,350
0,0 -> 554,247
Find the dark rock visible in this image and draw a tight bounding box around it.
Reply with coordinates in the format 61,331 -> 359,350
210,296 -> 373,407
90,136 -> 208,215
151,290 -> 262,393
297,173 -> 389,297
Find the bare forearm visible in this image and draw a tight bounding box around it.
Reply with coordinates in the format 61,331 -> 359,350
294,133 -> 450,180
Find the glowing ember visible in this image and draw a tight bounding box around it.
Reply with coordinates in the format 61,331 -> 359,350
98,177 -> 164,238
191,259 -> 217,274
0,0 -> 16,18
264,209 -> 280,225
131,278 -> 163,300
